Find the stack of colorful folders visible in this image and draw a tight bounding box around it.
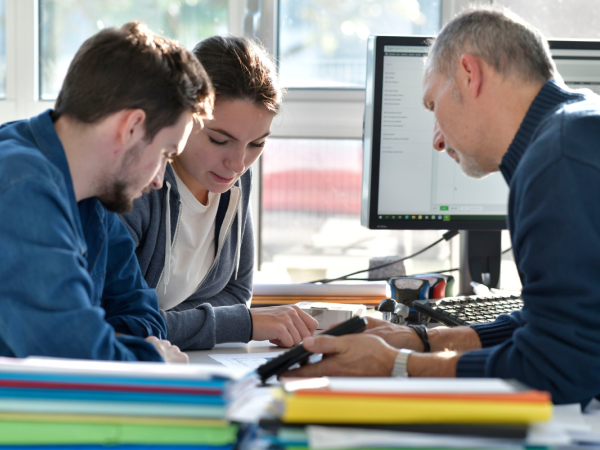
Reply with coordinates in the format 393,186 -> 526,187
255,377 -> 553,450
0,356 -> 256,450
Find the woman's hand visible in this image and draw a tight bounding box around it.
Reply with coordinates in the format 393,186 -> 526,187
250,305 -> 319,347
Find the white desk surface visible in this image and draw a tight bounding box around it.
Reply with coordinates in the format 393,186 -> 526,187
186,340 -> 282,364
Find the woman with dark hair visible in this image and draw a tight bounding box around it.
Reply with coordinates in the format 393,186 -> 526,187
121,36 -> 317,351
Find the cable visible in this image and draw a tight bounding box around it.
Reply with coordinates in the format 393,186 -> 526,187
343,268 -> 460,282
309,230 -> 459,284
410,267 -> 459,276
502,247 -> 512,254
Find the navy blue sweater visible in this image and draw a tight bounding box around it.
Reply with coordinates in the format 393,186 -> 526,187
456,80 -> 600,405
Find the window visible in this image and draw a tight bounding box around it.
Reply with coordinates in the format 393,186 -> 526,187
259,1 -> 452,285
6,0 -> 600,290
494,0 -> 600,40
258,138 -> 453,283
278,0 -> 441,88
39,0 -> 228,100
0,0 -> 5,99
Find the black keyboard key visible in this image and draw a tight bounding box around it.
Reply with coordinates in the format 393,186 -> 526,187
413,295 -> 523,327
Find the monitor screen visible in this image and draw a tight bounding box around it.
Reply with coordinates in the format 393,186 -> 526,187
361,36 -> 600,230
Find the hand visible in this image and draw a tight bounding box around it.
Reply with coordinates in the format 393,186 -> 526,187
145,336 -> 189,364
363,317 -> 424,351
281,334 -> 398,377
250,305 -> 319,348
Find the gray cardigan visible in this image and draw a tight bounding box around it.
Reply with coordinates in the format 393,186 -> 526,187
120,164 -> 254,350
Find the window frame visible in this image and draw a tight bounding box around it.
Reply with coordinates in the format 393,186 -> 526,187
0,0 -> 482,273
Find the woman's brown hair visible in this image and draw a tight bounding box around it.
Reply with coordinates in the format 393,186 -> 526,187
193,36 -> 282,114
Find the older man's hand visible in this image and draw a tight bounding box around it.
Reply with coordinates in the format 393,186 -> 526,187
280,334 -> 398,378
363,317 -> 426,351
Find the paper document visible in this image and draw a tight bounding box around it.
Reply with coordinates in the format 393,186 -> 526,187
287,377 -> 529,394
252,282 -> 387,298
307,426 -> 521,449
0,356 -> 252,381
226,388 -> 275,423
209,352 -> 284,370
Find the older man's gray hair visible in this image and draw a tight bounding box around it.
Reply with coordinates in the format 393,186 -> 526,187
426,6 -> 557,85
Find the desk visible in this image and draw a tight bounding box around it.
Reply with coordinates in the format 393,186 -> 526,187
186,308 -> 382,365
186,341 -> 282,364
187,342 -> 600,439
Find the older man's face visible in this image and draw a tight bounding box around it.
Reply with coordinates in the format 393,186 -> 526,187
423,68 -> 493,179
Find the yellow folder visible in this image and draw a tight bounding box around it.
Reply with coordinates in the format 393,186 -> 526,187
274,390 -> 552,425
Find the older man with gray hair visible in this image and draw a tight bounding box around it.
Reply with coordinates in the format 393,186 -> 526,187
284,6 -> 600,405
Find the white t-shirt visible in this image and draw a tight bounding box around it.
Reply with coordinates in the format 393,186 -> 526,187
157,172 -> 221,311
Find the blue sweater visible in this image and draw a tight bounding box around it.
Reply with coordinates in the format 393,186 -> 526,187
0,110 -> 165,361
456,80 -> 600,404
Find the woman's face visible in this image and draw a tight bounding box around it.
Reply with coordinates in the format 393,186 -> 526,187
175,99 -> 274,194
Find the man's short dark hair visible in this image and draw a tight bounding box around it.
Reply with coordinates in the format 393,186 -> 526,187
54,22 -> 214,141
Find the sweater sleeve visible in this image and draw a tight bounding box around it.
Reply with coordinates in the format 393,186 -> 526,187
0,173 -> 161,361
457,154 -> 600,404
161,202 -> 255,350
101,212 -> 167,341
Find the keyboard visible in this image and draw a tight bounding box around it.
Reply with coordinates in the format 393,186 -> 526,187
413,295 -> 523,327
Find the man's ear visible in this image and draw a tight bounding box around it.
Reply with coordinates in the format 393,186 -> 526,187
458,53 -> 484,99
117,109 -> 147,151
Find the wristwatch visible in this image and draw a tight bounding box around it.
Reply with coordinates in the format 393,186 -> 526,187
391,348 -> 414,377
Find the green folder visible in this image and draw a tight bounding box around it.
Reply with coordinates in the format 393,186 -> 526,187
0,421 -> 238,445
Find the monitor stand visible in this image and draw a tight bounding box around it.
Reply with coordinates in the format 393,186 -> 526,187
459,230 -> 502,295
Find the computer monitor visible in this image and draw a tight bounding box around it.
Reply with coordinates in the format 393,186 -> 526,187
361,36 -> 600,292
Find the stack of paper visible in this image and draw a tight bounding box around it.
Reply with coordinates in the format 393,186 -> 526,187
0,356 -> 256,449
251,282 -> 388,307
252,377 -> 553,450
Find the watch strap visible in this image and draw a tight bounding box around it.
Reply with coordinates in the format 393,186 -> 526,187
391,348 -> 413,377
408,324 -> 430,352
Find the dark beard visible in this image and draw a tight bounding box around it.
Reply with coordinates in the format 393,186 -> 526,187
98,179 -> 134,214
98,141 -> 147,214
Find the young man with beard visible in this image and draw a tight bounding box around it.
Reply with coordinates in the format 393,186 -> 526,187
283,6 -> 600,405
0,22 -> 213,363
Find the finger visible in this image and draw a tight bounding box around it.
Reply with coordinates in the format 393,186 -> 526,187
145,336 -> 159,342
281,354 -> 340,378
301,335 -> 344,355
299,311 -> 320,333
289,311 -> 313,340
365,316 -> 384,329
284,318 -> 303,346
273,327 -> 295,348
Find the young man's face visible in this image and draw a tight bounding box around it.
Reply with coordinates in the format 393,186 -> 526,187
99,111 -> 193,213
